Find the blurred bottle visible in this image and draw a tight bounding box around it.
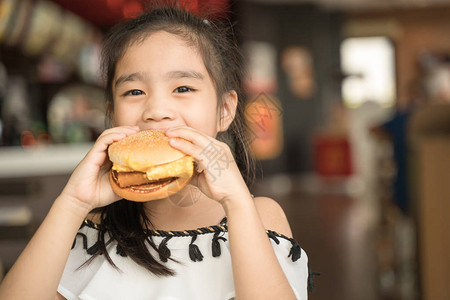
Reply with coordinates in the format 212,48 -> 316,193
1,76 -> 31,146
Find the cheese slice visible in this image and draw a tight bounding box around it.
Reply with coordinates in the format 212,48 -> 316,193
112,156 -> 194,181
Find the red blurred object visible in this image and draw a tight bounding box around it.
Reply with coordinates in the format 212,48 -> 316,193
21,131 -> 36,147
122,1 -> 144,18
49,0 -> 229,29
50,0 -> 125,28
106,0 -> 126,11
313,133 -> 353,177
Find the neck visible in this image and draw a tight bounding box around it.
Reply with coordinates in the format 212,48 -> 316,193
142,184 -> 224,231
144,182 -> 203,207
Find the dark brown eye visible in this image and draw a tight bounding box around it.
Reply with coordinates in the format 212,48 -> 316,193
124,89 -> 144,96
174,86 -> 194,93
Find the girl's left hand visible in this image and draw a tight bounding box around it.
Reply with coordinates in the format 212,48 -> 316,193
165,126 -> 249,205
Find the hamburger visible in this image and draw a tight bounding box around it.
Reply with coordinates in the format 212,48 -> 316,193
108,130 -> 195,201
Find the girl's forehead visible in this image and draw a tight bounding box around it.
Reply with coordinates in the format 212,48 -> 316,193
113,31 -> 217,91
126,31 -> 201,60
117,31 -> 207,73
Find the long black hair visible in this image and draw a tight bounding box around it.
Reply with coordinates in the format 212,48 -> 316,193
90,3 -> 255,276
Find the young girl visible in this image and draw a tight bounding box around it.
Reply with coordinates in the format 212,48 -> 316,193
0,4 -> 309,300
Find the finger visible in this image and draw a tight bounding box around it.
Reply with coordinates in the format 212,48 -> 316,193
167,138 -> 210,175
167,127 -> 235,180
85,126 -> 140,165
97,126 -> 140,147
98,126 -> 140,140
194,161 -> 205,173
169,137 -> 230,178
167,137 -> 198,157
165,126 -> 212,148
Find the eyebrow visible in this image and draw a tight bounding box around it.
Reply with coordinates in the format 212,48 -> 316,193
114,70 -> 205,88
164,70 -> 204,81
114,72 -> 146,87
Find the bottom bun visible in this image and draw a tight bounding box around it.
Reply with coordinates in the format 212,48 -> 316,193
109,171 -> 193,202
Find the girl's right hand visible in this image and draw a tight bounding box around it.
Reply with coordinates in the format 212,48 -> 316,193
59,126 -> 140,213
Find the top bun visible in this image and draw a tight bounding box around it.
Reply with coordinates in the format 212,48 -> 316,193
108,130 -> 186,171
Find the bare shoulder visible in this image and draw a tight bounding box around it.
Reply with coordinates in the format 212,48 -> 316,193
253,196 -> 293,238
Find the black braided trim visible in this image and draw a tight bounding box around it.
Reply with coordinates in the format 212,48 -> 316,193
82,218 -> 228,237
150,225 -> 228,237
188,234 -> 204,262
72,232 -> 88,249
266,230 -> 303,262
83,218 -> 102,230
265,230 -> 297,245
82,218 -> 304,260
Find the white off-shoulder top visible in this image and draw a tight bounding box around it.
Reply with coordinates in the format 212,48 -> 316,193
58,218 -> 310,300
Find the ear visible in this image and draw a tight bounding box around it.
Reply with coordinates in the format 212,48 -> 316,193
217,90 -> 238,132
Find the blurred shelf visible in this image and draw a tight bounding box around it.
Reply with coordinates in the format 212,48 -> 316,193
0,143 -> 92,178
0,205 -> 32,226
253,172 -> 365,197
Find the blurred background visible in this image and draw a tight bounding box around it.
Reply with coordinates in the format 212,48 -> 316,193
0,0 -> 450,299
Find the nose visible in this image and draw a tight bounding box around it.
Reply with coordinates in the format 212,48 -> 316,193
142,96 -> 175,123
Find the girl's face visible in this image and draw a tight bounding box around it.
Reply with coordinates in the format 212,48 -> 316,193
112,30 -> 227,137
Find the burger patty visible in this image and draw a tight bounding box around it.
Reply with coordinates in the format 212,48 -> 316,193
112,170 -> 177,188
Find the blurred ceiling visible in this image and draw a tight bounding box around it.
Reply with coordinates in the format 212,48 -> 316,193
50,0 -> 141,28
247,0 -> 450,10
49,0 -> 229,29
49,0 -> 450,28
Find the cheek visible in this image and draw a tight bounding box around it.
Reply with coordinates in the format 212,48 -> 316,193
112,102 -> 136,126
188,103 -> 221,136
112,111 -> 123,126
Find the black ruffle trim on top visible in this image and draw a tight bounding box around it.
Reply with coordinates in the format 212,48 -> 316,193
72,217 -> 317,292
77,217 -> 301,262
